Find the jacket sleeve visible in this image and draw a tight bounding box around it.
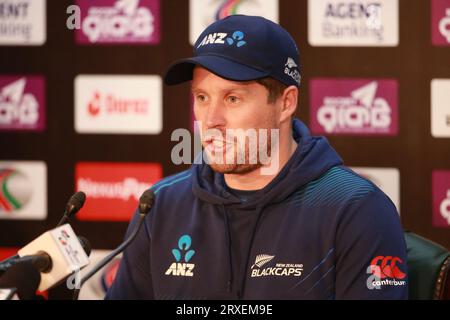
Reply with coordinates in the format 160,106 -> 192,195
104,208 -> 154,300
334,190 -> 408,299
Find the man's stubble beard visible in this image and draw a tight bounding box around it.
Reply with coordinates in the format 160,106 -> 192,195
205,127 -> 276,175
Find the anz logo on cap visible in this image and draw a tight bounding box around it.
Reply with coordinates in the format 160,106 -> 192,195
197,31 -> 247,49
226,31 -> 246,47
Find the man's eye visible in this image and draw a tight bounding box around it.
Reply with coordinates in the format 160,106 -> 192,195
227,96 -> 239,103
196,95 -> 207,102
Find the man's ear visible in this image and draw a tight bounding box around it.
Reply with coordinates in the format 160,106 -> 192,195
278,86 -> 298,124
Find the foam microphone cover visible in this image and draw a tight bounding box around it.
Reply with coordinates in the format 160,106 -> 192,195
0,261 -> 41,300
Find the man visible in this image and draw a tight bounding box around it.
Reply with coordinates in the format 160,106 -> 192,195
106,15 -> 408,299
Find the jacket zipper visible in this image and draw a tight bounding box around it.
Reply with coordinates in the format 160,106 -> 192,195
237,206 -> 264,299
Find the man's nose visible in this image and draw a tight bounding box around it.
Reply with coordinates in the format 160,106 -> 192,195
205,99 -> 226,129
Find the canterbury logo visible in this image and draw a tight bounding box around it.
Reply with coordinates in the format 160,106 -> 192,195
369,256 -> 406,280
251,254 -> 275,269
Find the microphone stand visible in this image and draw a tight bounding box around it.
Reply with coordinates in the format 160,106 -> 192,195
72,212 -> 146,300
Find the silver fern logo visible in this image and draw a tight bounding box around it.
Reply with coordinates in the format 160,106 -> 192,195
251,254 -> 275,269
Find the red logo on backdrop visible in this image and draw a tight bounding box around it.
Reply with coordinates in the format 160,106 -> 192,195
75,162 -> 162,221
87,91 -> 149,117
101,258 -> 121,292
369,256 -> 406,279
88,92 -> 101,116
0,248 -> 19,261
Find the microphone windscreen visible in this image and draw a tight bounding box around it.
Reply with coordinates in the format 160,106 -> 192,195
138,189 -> 155,215
67,191 -> 86,215
0,261 -> 41,300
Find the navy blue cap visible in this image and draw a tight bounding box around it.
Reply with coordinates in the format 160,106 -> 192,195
164,15 -> 301,87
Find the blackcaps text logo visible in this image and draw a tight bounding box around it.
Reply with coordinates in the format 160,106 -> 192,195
165,235 -> 196,277
284,57 -> 300,85
250,253 -> 303,278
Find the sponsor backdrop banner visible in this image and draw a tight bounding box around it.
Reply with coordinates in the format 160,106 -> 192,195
0,0 -> 46,45
351,167 -> 400,213
307,0 -> 399,46
432,171 -> 450,227
0,76 -> 46,131
75,162 -> 162,221
0,161 -> 47,220
74,75 -> 163,134
78,249 -> 120,300
0,0 -> 449,299
75,0 -> 160,45
189,0 -> 279,45
431,79 -> 450,137
431,0 -> 450,46
309,79 -> 398,135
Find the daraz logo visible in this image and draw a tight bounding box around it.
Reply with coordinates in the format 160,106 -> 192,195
165,235 -> 196,277
197,31 -> 247,48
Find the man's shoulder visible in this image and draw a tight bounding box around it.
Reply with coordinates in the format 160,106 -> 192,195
150,169 -> 193,196
296,165 -> 382,208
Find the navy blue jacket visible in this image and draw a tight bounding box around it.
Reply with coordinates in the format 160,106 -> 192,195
106,119 -> 408,300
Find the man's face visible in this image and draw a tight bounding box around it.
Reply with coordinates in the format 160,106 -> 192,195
191,67 -> 280,174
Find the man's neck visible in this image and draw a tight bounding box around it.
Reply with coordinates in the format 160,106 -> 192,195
224,138 -> 298,191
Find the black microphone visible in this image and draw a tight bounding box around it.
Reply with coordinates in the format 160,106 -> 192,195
0,191 -> 87,268
0,252 -> 52,274
0,260 -> 41,300
73,189 -> 155,300
57,191 -> 86,227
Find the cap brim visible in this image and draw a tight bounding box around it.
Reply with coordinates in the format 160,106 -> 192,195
164,55 -> 270,85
